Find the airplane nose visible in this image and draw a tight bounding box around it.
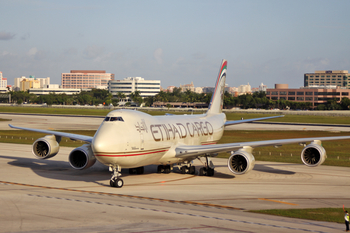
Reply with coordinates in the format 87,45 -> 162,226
91,130 -> 109,154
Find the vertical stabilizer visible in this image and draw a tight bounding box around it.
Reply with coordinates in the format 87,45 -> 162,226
207,59 -> 227,115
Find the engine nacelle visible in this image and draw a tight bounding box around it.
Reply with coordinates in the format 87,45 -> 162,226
227,148 -> 255,175
301,142 -> 327,167
32,135 -> 60,159
69,144 -> 96,170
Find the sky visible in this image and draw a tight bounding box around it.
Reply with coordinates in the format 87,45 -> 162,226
1,0 -> 350,89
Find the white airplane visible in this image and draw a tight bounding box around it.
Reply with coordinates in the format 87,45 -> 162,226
9,60 -> 350,188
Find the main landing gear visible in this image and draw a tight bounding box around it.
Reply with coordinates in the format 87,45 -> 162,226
110,165 -> 123,188
180,164 -> 196,174
198,156 -> 215,176
157,164 -> 171,173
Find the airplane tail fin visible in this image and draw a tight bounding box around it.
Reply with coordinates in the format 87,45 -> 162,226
207,59 -> 227,115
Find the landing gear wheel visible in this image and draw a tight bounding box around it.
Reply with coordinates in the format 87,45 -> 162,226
110,165 -> 123,188
157,165 -> 164,173
180,166 -> 187,174
189,166 -> 195,175
110,178 -> 124,188
199,167 -> 206,176
164,165 -> 171,174
207,168 -> 214,176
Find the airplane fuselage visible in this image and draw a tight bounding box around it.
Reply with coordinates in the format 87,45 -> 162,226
91,109 -> 226,168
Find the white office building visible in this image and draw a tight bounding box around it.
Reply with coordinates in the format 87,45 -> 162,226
0,71 -> 8,92
108,77 -> 161,100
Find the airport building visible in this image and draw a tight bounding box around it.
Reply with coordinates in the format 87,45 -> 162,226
108,77 -> 161,100
266,84 -> 350,108
28,84 -> 88,95
304,70 -> 350,88
61,70 -> 114,89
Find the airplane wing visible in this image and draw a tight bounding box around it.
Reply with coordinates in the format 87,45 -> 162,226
8,124 -> 93,143
175,135 -> 350,158
224,115 -> 284,126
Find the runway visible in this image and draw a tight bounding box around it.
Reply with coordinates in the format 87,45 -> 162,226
1,113 -> 350,232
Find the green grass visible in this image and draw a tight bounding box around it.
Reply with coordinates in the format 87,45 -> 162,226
225,112 -> 350,125
1,106 -> 350,125
250,208 -> 345,223
0,118 -> 11,121
2,129 -> 350,167
0,130 -> 95,147
217,130 -> 350,167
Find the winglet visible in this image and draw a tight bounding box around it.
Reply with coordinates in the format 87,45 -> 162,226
207,60 -> 227,115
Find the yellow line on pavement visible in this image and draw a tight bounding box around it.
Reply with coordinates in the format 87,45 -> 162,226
0,180 -> 243,210
258,198 -> 298,206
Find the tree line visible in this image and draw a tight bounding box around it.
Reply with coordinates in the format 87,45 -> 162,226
3,89 -> 350,110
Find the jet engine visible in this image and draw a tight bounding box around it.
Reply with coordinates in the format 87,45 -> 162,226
32,135 -> 60,159
227,147 -> 255,175
301,141 -> 327,167
69,144 -> 96,170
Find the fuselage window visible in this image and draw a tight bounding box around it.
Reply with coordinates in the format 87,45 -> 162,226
110,117 -> 124,122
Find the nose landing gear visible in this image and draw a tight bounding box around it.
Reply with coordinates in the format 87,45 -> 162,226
110,165 -> 123,188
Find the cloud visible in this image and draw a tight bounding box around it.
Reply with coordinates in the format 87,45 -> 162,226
0,31 -> 16,40
26,47 -> 47,60
154,48 -> 163,64
21,33 -> 30,40
83,45 -> 105,60
27,47 -> 38,56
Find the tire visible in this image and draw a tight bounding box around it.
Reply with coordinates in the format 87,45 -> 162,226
110,180 -> 116,187
199,167 -> 205,176
157,165 -> 164,173
180,166 -> 187,174
164,165 -> 171,174
189,166 -> 195,175
115,178 -> 124,188
207,168 -> 214,176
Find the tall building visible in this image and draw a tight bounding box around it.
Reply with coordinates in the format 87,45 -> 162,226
13,76 -> 50,91
108,77 -> 160,99
238,83 -> 251,94
180,82 -> 195,92
20,78 -> 41,91
61,70 -> 114,89
304,70 -> 350,88
259,83 -> 267,92
0,71 -> 8,92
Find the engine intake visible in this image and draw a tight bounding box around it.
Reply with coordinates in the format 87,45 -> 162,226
227,148 -> 255,175
69,144 -> 96,170
301,142 -> 327,167
32,135 -> 60,159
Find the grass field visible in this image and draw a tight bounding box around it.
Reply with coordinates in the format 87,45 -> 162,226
1,129 -> 350,167
250,208 -> 345,223
217,130 -> 350,167
1,106 -> 350,124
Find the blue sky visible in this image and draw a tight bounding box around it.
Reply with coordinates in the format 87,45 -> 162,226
1,0 -> 350,89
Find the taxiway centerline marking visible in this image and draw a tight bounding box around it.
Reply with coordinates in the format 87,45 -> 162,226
0,180 -> 243,210
258,198 -> 298,206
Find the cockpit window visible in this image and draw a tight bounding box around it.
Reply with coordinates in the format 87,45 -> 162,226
110,117 -> 124,122
104,117 -> 110,121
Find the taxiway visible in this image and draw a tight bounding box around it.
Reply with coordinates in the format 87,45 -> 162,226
1,113 -> 350,232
